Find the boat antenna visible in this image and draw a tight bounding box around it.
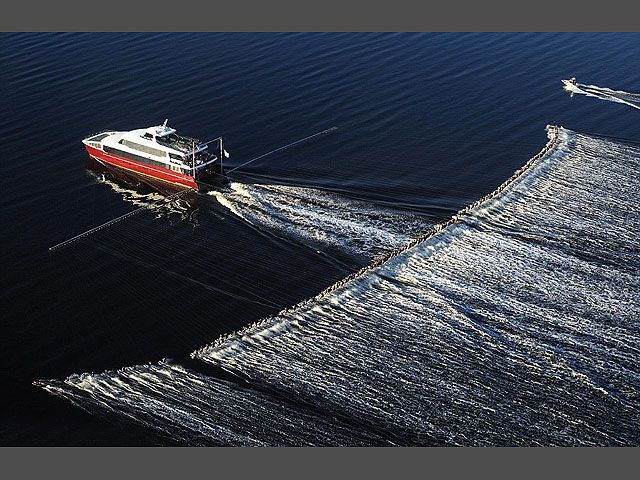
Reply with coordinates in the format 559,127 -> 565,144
163,118 -> 168,127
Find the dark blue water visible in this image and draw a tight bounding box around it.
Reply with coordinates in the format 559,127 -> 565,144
2,33 -> 640,445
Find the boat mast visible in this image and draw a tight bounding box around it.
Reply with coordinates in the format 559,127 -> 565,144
219,138 -> 224,175
192,141 -> 196,178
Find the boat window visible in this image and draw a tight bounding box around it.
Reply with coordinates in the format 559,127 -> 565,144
142,133 -> 154,140
169,153 -> 183,161
104,145 -> 173,170
120,139 -> 167,158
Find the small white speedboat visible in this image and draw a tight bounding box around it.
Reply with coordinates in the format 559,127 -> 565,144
562,77 -> 580,96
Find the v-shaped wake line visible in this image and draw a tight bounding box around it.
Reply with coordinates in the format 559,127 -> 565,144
37,125 -> 640,445
192,125 -> 640,445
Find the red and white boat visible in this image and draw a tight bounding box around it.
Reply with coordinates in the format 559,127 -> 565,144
82,121 -> 228,190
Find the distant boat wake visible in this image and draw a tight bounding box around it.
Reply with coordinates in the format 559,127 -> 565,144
37,126 -> 640,446
564,81 -> 640,110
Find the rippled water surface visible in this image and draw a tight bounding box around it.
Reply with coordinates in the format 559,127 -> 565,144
3,33 -> 640,445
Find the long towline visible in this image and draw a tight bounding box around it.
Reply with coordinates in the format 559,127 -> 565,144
49,189 -> 191,251
223,127 -> 338,175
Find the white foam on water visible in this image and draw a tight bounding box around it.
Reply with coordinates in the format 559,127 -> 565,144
38,127 -> 640,445
211,182 -> 432,260
36,360 -> 389,446
195,127 -> 640,445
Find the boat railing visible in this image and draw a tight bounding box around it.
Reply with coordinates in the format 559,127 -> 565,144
84,130 -> 116,141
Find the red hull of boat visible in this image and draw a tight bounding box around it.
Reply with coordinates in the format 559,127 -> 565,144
84,144 -> 198,190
